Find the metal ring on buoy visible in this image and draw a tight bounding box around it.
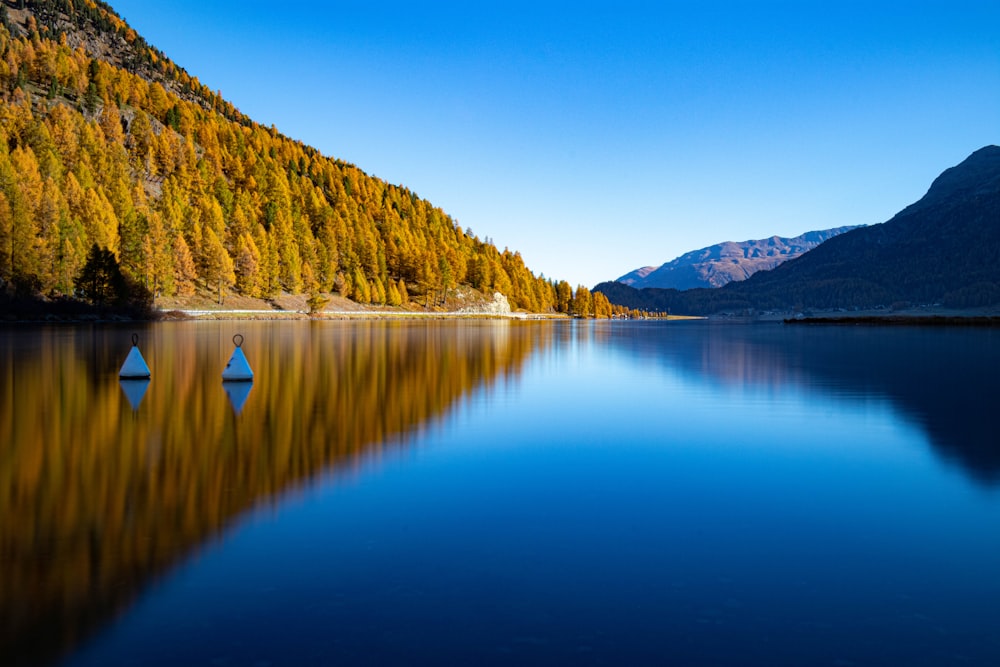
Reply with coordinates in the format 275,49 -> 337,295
132,333 -> 139,347
233,334 -> 244,348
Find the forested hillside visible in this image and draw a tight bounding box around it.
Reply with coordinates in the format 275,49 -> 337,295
0,0 -> 580,313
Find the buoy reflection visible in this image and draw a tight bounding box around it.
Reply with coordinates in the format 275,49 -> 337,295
119,378 -> 150,411
223,380 -> 253,415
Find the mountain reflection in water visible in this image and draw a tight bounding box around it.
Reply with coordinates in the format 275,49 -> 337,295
611,321 -> 1000,485
0,321 -> 545,667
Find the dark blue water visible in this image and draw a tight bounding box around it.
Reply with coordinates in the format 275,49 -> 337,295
4,320 -> 999,666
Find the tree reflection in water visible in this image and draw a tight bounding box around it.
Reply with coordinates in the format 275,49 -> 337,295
0,320 -> 548,667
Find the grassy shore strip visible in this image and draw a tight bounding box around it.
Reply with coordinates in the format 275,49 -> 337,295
784,315 -> 1000,327
166,309 -> 565,321
167,310 -> 708,321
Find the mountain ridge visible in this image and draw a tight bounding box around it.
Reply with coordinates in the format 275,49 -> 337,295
617,225 -> 861,290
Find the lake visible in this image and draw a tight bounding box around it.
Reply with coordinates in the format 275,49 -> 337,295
2,319 -> 999,666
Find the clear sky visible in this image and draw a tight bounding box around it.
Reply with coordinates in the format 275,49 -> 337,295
108,0 -> 1000,288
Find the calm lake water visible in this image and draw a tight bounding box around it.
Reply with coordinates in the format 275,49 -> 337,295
2,319 -> 999,666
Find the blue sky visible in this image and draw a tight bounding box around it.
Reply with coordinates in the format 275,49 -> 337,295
108,0 -> 1000,288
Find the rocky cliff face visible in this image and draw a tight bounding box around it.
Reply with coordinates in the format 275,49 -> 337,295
617,226 -> 861,290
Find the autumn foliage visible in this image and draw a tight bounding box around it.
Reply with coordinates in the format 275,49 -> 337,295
0,2 -> 608,313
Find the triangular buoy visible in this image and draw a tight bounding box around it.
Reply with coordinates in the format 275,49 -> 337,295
222,334 -> 253,381
223,380 -> 253,415
119,333 -> 151,379
119,378 -> 150,411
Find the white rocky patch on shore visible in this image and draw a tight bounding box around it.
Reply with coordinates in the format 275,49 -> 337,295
460,292 -> 512,316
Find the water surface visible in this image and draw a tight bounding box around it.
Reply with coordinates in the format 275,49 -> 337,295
2,320 -> 998,666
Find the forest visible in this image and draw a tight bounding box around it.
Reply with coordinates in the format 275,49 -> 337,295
0,0 -> 617,317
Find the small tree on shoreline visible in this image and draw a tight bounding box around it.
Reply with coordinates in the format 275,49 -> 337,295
77,243 -> 128,306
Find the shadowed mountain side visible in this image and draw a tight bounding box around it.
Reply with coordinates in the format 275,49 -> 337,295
0,322 -> 548,667
610,322 -> 1000,485
617,226 -> 861,290
598,146 -> 1000,314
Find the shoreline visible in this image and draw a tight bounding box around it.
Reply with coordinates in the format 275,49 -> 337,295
161,309 -> 559,321
7,307 -> 999,325
5,291 -> 995,325
0,305 -> 572,324
1,307 -> 708,324
784,315 -> 1000,327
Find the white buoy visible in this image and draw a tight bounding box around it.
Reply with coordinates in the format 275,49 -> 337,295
119,333 -> 151,379
222,334 -> 254,381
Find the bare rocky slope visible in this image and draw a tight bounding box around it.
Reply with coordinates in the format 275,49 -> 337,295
617,226 -> 861,290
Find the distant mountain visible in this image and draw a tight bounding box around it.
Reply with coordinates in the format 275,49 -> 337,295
596,146 -> 1000,314
617,226 -> 861,290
